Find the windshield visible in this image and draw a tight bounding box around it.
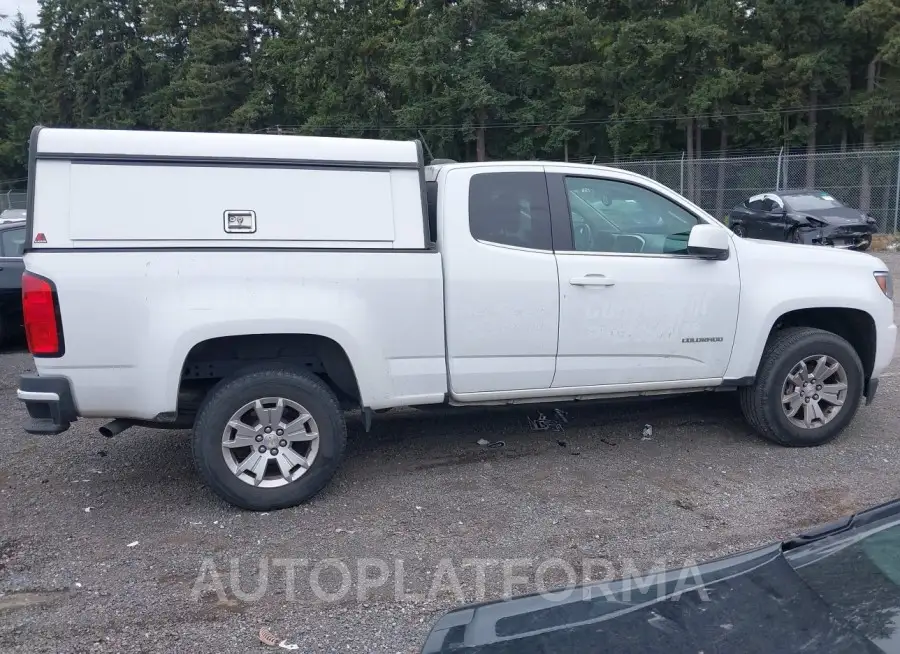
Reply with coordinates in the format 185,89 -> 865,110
788,520 -> 900,652
784,192 -> 844,212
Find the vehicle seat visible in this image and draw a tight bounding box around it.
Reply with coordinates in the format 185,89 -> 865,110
486,200 -> 532,248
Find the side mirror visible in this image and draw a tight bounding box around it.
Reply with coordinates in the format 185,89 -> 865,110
688,224 -> 730,260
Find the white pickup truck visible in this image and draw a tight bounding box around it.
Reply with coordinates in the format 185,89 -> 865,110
17,127 -> 897,510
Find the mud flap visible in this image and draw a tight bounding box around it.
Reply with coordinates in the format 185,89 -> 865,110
864,378 -> 879,406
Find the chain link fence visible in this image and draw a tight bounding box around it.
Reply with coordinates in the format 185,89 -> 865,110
595,149 -> 900,233
0,190 -> 26,213
3,148 -> 900,230
597,150 -> 900,233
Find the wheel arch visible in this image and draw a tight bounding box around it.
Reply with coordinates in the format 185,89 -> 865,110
761,307 -> 876,381
171,330 -> 365,421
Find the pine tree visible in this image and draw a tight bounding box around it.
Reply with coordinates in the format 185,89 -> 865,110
0,0 -> 899,167
68,0 -> 150,126
745,0 -> 851,186
165,0 -> 251,131
503,2 -> 598,161
845,0 -> 900,209
0,12 -> 40,178
391,0 -> 522,161
35,0 -> 81,126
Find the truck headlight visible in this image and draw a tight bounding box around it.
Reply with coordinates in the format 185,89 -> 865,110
874,272 -> 893,299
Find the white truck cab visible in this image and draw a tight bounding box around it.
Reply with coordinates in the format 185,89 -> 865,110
18,127 -> 897,510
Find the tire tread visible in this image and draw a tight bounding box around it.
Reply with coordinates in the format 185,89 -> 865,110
191,366 -> 347,511
739,327 -> 863,447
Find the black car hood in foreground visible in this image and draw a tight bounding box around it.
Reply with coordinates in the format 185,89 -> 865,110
422,499 -> 900,654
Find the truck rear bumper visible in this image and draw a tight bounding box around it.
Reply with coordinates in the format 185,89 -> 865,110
18,374 -> 77,434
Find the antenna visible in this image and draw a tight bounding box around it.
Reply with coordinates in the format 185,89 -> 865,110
417,130 -> 435,161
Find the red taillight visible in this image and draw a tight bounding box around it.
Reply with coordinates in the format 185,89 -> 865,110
22,272 -> 63,357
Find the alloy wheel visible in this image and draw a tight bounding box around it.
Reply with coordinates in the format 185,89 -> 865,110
221,397 -> 320,488
781,355 -> 848,429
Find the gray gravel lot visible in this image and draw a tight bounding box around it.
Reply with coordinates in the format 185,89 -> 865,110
2,253 -> 900,654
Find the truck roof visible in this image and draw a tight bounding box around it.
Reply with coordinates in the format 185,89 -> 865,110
34,127 -> 423,168
424,160 -> 643,182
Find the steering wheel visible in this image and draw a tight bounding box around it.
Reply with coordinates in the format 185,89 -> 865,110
573,220 -> 593,250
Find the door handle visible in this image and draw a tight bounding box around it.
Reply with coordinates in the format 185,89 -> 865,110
569,275 -> 615,287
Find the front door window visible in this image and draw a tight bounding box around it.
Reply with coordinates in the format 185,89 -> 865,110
563,177 -> 701,256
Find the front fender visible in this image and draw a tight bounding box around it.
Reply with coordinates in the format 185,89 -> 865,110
726,297 -> 879,381
724,239 -> 888,380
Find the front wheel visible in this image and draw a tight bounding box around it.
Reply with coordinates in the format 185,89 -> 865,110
191,366 -> 347,511
739,327 -> 863,447
854,237 -> 872,251
731,223 -> 746,238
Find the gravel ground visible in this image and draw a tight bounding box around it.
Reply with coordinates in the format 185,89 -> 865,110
2,253 -> 900,654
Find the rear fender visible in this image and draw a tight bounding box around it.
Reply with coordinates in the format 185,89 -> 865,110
168,320 -> 371,412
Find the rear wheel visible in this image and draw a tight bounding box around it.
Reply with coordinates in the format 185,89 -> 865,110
191,366 -> 347,511
739,327 -> 863,447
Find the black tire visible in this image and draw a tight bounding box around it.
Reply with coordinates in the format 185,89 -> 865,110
789,228 -> 802,243
739,327 -> 864,447
731,223 -> 746,238
191,366 -> 347,511
854,238 -> 871,252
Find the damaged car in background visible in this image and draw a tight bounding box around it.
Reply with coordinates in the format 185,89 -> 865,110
728,190 -> 877,250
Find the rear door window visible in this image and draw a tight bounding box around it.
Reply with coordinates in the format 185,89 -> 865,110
468,172 -> 553,250
1,227 -> 26,257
